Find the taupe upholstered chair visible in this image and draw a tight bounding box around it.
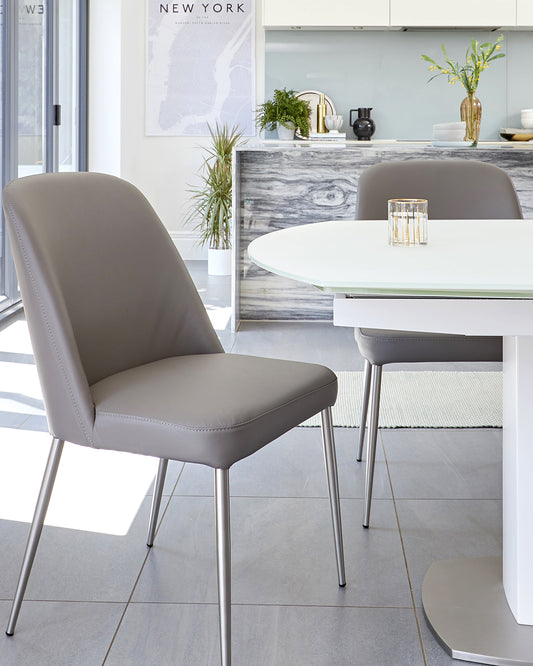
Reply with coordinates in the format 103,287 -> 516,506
355,159 -> 522,527
2,172 -> 345,666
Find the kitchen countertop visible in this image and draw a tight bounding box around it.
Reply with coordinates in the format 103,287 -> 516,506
238,139 -> 533,150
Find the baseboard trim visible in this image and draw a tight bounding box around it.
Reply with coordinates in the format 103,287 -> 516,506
170,231 -> 207,260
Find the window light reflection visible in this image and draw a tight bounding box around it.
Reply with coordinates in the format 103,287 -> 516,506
206,305 -> 231,330
0,429 -> 159,536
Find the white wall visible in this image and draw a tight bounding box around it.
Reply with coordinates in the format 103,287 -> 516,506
89,0 -> 121,176
89,0 -> 264,259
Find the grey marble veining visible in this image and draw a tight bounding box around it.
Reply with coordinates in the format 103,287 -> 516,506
235,142 -> 533,323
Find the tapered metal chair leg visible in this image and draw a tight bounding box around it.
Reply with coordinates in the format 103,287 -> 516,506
363,365 -> 382,528
146,458 -> 168,547
6,437 -> 65,636
321,407 -> 346,587
215,468 -> 231,666
357,360 -> 372,462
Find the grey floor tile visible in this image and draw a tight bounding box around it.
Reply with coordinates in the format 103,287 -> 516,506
106,602 -> 425,666
382,428 -> 502,500
187,260 -> 230,305
231,497 -> 411,608
174,427 -> 390,500
0,434 -> 176,601
105,602 -> 220,666
215,328 -> 238,352
171,461 -> 213,496
0,518 -> 43,601
0,412 -> 31,429
2,497 -> 155,603
18,414 -> 48,432
0,600 -> 125,666
133,496 -> 412,608
233,321 -> 363,370
145,460 -> 185,497
396,499 -> 502,606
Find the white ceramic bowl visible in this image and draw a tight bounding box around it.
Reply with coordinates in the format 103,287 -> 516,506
520,111 -> 533,129
324,114 -> 343,132
500,128 -> 533,141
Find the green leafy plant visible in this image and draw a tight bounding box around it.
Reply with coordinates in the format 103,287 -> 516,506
256,88 -> 311,137
186,122 -> 245,250
421,35 -> 505,94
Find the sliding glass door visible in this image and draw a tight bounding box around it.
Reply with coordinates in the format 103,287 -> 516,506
0,0 -> 87,317
1,1 -> 19,311
18,1 -> 45,177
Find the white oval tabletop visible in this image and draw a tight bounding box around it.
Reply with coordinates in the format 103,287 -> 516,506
248,219 -> 533,297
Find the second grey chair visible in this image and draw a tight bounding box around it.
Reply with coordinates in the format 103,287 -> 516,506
355,159 -> 523,527
2,172 -> 345,666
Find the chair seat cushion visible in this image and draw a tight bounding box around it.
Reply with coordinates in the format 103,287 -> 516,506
354,328 -> 502,366
91,353 -> 337,469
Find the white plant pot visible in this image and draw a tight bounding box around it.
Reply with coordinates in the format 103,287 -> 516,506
208,248 -> 232,276
276,121 -> 295,140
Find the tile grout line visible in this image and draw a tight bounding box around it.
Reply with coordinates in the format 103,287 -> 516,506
172,493 -> 394,500
101,462 -> 187,664
380,428 -> 429,666
16,414 -> 32,430
122,600 -> 415,610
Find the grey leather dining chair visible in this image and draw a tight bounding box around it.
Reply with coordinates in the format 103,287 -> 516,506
355,159 -> 523,527
2,172 -> 345,666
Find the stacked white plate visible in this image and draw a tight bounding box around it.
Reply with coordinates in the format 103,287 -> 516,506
432,121 -> 466,142
432,121 -> 472,147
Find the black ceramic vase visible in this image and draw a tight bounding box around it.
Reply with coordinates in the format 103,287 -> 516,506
350,108 -> 375,141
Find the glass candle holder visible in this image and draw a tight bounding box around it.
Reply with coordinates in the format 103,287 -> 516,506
388,199 -> 428,246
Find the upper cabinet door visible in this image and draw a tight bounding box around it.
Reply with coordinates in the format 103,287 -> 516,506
517,0 -> 533,26
262,0 -> 389,28
390,0 -> 516,27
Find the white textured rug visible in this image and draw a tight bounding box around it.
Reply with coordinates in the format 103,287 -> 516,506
302,371 -> 503,428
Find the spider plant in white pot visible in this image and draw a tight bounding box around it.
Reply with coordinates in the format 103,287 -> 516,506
186,122 -> 245,275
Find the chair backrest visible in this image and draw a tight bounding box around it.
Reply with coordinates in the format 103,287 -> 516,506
2,172 -> 222,447
356,159 -> 523,220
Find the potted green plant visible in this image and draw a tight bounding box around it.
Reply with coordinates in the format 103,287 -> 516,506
186,122 -> 245,275
256,88 -> 311,139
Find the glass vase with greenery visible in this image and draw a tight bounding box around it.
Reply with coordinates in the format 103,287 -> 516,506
421,35 -> 505,145
186,122 -> 245,250
256,88 -> 311,138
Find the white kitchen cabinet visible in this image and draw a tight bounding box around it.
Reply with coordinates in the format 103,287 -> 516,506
262,0 -> 389,28
517,0 -> 533,26
390,0 -> 516,27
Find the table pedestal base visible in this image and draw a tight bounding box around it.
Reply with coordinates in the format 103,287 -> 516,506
422,557 -> 533,665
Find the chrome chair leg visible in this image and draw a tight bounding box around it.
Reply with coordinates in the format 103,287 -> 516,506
357,359 -> 372,462
146,458 -> 168,547
363,365 -> 382,528
6,437 -> 65,636
320,407 -> 346,587
215,468 -> 231,666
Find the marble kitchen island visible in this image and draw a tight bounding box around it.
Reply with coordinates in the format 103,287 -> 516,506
233,141 -> 533,326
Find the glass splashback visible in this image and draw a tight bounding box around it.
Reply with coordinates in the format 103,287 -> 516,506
265,30 -> 533,141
